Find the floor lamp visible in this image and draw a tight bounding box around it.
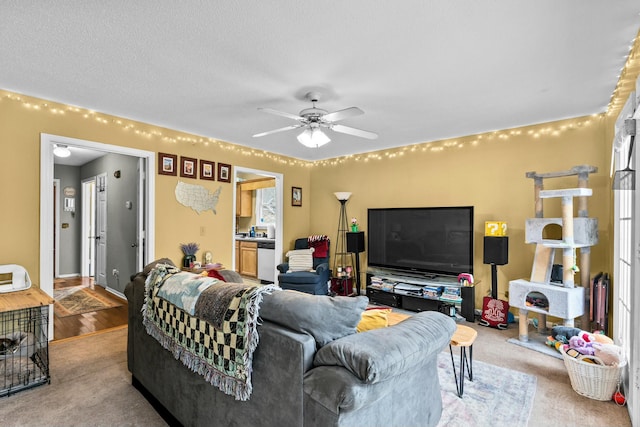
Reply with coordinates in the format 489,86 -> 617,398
333,192 -> 355,293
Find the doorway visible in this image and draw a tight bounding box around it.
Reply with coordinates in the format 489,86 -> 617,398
40,133 -> 156,339
233,167 -> 284,276
81,178 -> 96,278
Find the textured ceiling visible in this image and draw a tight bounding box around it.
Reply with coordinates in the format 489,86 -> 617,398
1,1 -> 639,161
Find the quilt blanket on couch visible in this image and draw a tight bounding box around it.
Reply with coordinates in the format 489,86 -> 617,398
143,264 -> 277,400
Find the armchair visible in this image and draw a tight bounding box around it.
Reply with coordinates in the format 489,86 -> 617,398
277,238 -> 330,295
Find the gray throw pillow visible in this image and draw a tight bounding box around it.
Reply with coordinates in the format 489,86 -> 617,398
259,290 -> 368,347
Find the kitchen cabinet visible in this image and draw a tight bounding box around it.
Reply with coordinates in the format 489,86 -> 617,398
236,184 -> 253,217
238,240 -> 258,278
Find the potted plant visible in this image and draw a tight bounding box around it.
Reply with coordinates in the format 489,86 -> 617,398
180,242 -> 199,268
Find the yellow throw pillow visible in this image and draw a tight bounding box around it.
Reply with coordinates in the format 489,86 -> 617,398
357,308 -> 392,332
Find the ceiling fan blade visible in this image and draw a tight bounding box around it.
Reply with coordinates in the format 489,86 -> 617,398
331,124 -> 378,140
252,124 -> 303,138
258,107 -> 305,122
321,107 -> 364,123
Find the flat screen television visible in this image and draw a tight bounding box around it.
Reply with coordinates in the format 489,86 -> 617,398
367,206 -> 474,277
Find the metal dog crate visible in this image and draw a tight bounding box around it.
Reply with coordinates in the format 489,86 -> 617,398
1,288 -> 53,397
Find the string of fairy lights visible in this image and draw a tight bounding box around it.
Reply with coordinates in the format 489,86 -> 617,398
1,30 -> 638,168
605,29 -> 640,117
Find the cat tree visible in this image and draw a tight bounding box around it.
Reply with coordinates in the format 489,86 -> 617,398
509,165 -> 598,341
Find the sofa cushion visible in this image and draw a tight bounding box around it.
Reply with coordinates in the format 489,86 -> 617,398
142,258 -> 175,276
217,269 -> 243,283
286,248 -> 314,272
276,271 -> 324,285
259,290 -> 368,347
314,311 -> 455,383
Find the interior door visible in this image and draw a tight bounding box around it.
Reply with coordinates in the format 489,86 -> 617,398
95,173 -> 107,287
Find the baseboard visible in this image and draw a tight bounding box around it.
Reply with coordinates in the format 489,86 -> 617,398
56,273 -> 80,278
106,287 -> 125,300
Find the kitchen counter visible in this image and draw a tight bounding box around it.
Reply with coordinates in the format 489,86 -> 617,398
235,236 -> 275,242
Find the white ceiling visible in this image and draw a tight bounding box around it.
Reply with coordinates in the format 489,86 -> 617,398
53,145 -> 106,167
2,1 -> 639,161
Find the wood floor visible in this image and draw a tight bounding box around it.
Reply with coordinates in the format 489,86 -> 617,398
53,276 -> 128,341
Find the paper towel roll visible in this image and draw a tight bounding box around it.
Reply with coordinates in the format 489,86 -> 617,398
267,224 -> 275,239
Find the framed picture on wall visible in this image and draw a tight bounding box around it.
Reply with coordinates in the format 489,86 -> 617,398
200,160 -> 215,181
292,187 -> 302,206
158,152 -> 177,176
217,163 -> 231,183
180,156 -> 198,178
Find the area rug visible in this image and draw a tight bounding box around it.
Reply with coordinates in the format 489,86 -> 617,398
437,351 -> 537,427
54,285 -> 122,317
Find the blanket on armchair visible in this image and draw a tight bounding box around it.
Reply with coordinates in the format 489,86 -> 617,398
143,264 -> 278,400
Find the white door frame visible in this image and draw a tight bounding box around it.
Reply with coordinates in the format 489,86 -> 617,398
40,133 -> 156,338
53,179 -> 60,278
232,167 -> 284,273
136,158 -> 146,271
81,177 -> 96,278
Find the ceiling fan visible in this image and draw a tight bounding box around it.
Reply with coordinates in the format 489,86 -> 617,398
253,92 -> 378,148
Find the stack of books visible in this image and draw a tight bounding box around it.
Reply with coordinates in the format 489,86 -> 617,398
369,277 -> 396,292
422,286 -> 443,300
440,286 -> 462,303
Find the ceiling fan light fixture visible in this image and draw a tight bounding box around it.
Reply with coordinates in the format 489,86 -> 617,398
53,144 -> 71,158
297,127 -> 330,148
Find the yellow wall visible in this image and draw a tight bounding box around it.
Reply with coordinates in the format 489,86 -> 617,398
309,118 -> 611,303
0,90 -> 313,286
0,90 -> 619,310
2,38 -> 638,313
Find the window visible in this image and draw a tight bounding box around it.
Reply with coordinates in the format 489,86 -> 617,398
255,187 -> 276,226
611,93 -> 639,424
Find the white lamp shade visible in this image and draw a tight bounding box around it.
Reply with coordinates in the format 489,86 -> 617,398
297,128 -> 331,148
334,192 -> 352,201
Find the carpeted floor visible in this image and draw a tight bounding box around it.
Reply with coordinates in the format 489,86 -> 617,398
458,319 -> 631,427
0,326 -> 165,427
507,335 -> 563,360
54,286 -> 121,317
0,320 -> 632,426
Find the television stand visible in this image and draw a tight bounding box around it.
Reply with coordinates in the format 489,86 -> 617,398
365,269 -> 475,322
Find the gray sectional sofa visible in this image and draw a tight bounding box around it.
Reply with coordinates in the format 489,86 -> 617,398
125,261 -> 456,427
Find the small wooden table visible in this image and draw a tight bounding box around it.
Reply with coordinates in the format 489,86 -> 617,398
449,324 -> 478,397
0,287 -> 54,312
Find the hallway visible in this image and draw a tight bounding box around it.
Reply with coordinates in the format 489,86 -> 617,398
53,276 -> 128,341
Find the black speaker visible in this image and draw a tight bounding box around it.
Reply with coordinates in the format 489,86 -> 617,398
460,286 -> 475,322
346,231 -> 365,253
483,236 -> 509,265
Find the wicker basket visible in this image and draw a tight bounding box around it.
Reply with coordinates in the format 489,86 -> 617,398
560,346 -> 626,401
